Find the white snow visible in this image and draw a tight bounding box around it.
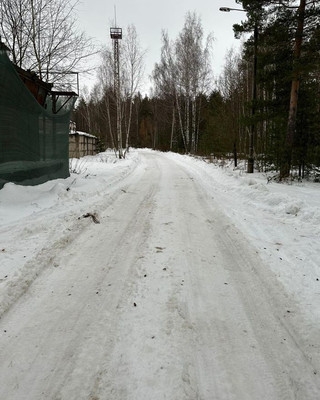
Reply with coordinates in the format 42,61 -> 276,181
165,152 -> 320,325
0,149 -> 320,399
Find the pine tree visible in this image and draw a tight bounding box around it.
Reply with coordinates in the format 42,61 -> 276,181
234,0 -> 320,177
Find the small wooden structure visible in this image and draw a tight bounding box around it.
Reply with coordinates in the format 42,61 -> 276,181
69,123 -> 97,158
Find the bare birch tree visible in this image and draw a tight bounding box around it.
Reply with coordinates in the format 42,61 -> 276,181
152,11 -> 213,153
98,48 -> 117,149
121,24 -> 146,152
218,48 -> 250,166
0,0 -> 95,84
98,24 -> 145,156
152,31 -> 179,149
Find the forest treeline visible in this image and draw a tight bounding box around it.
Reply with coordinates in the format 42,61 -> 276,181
71,1 -> 320,179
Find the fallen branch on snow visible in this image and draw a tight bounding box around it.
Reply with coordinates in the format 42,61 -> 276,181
79,212 -> 100,224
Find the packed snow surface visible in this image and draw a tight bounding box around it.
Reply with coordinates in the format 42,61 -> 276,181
0,149 -> 320,399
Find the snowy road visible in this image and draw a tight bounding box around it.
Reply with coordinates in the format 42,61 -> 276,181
1,151 -> 320,399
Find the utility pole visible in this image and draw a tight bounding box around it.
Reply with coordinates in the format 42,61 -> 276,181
110,25 -> 123,158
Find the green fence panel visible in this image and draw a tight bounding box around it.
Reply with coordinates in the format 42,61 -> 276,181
0,47 -> 76,189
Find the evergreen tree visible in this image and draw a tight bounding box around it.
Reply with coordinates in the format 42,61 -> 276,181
234,0 -> 320,177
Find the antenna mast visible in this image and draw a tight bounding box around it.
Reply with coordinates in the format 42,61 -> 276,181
110,7 -> 123,158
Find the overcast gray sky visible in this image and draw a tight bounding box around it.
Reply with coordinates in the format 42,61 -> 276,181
76,0 -> 246,94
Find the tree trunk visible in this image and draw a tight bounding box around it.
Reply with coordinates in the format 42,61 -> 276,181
191,98 -> 196,154
125,99 -> 133,150
185,94 -> 190,152
281,0 -> 306,178
170,106 -> 175,151
103,97 -> 115,149
233,141 -> 238,168
175,92 -> 187,152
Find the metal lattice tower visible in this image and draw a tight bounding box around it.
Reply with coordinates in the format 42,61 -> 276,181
110,27 -> 122,158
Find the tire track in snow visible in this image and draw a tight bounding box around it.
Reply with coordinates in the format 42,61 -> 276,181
0,155 -> 159,400
1,151 -> 320,399
170,157 -> 320,400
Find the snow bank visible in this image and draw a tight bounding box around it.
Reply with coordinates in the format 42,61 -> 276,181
0,150 -> 141,316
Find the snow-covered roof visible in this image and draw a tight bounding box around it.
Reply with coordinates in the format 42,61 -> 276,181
69,130 -> 97,139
